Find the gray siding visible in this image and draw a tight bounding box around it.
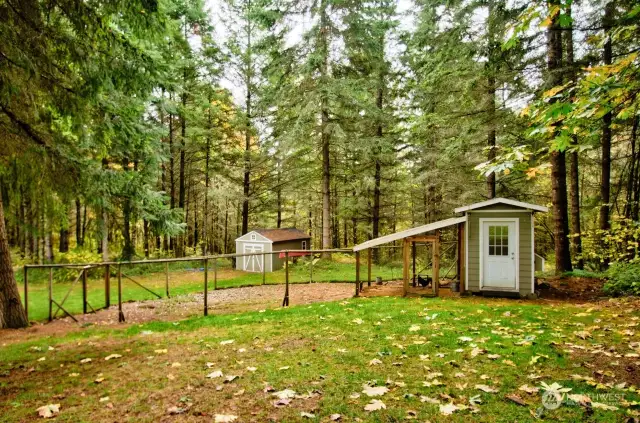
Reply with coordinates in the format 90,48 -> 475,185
235,240 -> 273,272
467,210 -> 533,295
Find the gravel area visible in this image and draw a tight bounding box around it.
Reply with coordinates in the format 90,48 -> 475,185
1,283 -> 356,344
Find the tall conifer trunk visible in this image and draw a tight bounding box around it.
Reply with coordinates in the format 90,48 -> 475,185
599,2 -> 614,262
485,0 -> 498,199
320,0 -> 331,256
565,5 -> 583,268
0,194 -> 29,328
547,0 -> 572,273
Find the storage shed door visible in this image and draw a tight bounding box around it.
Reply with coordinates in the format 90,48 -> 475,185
481,220 -> 517,290
243,243 -> 264,272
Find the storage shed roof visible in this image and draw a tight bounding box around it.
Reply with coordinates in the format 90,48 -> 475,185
251,228 -> 310,242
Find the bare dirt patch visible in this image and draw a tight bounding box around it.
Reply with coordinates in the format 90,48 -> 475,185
536,276 -> 606,302
0,283 -> 355,345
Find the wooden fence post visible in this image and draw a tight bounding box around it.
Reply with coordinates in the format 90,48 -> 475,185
433,230 -> 440,296
117,264 -> 125,322
412,242 -> 416,287
82,268 -> 87,314
23,266 -> 28,321
165,262 -> 170,298
282,251 -> 290,307
48,267 -> 53,322
355,250 -> 361,294
203,258 -> 208,316
262,252 -> 266,285
367,249 -> 372,287
310,254 -> 314,283
105,264 -> 110,308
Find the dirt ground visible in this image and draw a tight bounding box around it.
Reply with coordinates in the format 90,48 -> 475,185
0,283 -> 356,345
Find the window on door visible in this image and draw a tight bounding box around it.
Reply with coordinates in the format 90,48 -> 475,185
488,225 -> 509,256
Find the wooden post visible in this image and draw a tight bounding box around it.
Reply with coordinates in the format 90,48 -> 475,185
104,264 -> 111,308
165,262 -> 170,298
282,251 -> 290,306
262,252 -> 266,285
402,238 -> 409,296
82,268 -> 87,314
458,222 -> 465,294
213,258 -> 217,290
310,254 -> 314,283
412,242 -> 416,287
367,249 -> 372,287
48,267 -> 53,322
433,230 -> 440,296
355,250 -> 361,294
117,264 -> 125,322
23,266 -> 28,321
203,258 -> 208,316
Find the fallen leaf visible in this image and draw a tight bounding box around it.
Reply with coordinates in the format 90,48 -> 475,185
273,389 -> 296,399
369,358 -> 383,366
476,384 -> 498,393
207,370 -> 224,379
439,403 -> 460,415
364,399 -> 386,411
80,358 -> 92,364
36,404 -> 60,419
362,385 -> 389,397
220,340 -> 235,345
104,354 -> 122,361
300,411 -> 316,418
506,394 -> 526,406
329,413 -> 342,421
214,414 -> 238,422
167,406 -> 185,415
519,385 -> 539,394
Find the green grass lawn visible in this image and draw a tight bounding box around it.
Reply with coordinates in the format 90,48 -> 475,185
2,296 -> 639,422
19,258 -> 404,322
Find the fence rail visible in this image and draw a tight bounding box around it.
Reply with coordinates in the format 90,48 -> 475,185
22,248 -> 371,323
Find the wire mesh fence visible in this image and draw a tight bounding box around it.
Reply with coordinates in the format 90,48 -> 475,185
20,248 -> 406,323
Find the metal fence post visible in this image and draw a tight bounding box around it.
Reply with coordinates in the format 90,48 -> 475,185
203,258 -> 208,316
105,264 -> 110,308
213,258 -> 217,290
117,264 -> 125,322
48,267 -> 53,322
82,268 -> 87,314
282,251 -> 290,307
165,262 -> 170,298
23,266 -> 28,321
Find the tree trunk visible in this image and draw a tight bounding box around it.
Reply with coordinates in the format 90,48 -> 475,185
599,1 -> 614,250
75,198 -> 83,247
178,84 -> 187,258
0,194 -> 29,328
547,0 -> 572,273
565,4 -> 583,269
276,160 -> 282,228
486,0 -> 498,199
101,209 -> 108,262
169,93 -> 175,253
122,157 -> 134,261
320,0 -> 331,256
203,106 -> 211,256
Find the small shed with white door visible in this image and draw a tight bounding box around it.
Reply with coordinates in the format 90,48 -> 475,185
235,228 -> 311,273
353,198 -> 547,297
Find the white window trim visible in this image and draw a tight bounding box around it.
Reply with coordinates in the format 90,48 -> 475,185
301,240 -> 307,250
479,217 -> 519,292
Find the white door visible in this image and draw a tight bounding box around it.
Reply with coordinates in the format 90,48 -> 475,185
243,244 -> 264,272
482,220 -> 517,290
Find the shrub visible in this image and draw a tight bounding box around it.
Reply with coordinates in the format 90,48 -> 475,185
603,262 -> 640,296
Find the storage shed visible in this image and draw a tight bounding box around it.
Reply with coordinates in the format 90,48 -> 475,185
353,198 -> 548,297
235,228 -> 311,273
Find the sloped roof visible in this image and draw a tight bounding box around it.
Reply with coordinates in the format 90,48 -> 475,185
253,228 -> 310,242
453,197 -> 548,213
352,216 -> 466,252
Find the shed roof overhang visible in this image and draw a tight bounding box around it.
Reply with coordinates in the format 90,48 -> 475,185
453,197 -> 548,213
352,216 -> 466,252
